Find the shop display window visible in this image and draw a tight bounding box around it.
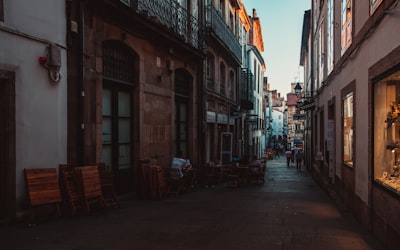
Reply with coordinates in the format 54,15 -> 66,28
343,92 -> 353,167
374,68 -> 400,193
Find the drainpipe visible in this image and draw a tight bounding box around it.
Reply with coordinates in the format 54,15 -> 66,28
77,0 -> 86,166
309,6 -> 315,176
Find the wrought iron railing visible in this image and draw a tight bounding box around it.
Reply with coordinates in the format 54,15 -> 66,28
205,4 -> 241,61
122,0 -> 201,49
240,68 -> 254,110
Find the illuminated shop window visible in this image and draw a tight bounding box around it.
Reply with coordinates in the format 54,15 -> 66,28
343,92 -> 353,167
374,68 -> 400,193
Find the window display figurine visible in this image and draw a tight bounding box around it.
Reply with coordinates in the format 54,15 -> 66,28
390,165 -> 400,178
385,112 -> 395,127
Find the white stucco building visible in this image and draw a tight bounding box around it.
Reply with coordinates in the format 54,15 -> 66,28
0,0 -> 67,221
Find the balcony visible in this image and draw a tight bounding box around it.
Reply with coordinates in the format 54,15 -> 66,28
120,0 -> 201,49
205,4 -> 241,61
240,68 -> 254,110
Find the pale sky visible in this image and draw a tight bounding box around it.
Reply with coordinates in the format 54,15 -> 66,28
242,0 -> 311,96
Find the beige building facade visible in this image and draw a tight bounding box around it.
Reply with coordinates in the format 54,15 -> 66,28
301,0 -> 400,248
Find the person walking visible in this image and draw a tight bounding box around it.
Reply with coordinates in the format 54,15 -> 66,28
295,149 -> 303,171
285,149 -> 292,168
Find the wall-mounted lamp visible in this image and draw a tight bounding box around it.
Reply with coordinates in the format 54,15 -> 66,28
294,82 -> 317,111
38,44 -> 61,84
294,82 -> 302,97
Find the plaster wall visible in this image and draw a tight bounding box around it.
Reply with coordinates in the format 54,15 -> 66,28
329,3 -> 400,204
0,0 -> 67,207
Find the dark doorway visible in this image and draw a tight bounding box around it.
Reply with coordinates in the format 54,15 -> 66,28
174,69 -> 192,156
102,41 -> 137,193
0,70 -> 16,222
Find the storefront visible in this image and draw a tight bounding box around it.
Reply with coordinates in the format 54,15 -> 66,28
373,67 -> 400,193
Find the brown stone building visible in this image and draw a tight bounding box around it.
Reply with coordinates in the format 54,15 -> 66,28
66,0 -> 205,193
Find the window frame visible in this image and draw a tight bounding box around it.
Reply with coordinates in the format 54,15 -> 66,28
370,0 -> 383,15
372,67 -> 400,194
342,89 -> 356,168
341,0 -> 353,55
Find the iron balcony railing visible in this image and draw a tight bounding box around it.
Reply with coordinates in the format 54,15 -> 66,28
121,0 -> 201,49
205,4 -> 241,61
240,68 -> 254,110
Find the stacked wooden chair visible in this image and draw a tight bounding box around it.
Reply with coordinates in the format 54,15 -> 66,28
73,165 -> 105,215
165,168 -> 183,197
58,164 -> 82,216
97,163 -> 121,208
24,168 -> 62,224
139,162 -> 167,200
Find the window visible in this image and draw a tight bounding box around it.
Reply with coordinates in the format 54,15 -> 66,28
175,70 -> 192,156
228,70 -> 234,100
341,0 -> 352,55
102,41 -> 136,172
343,92 -> 353,167
318,20 -> 325,84
373,68 -> 400,193
219,0 -> 225,19
220,62 -> 226,96
327,0 -> 334,74
370,0 -> 383,15
206,53 -> 215,90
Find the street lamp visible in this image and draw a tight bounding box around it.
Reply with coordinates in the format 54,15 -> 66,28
294,82 -> 303,97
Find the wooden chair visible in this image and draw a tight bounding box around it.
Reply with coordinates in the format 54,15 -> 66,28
73,165 -> 105,214
248,165 -> 266,184
59,164 -> 82,216
138,161 -> 151,199
24,168 -> 62,224
237,165 -> 250,185
153,165 -> 167,200
183,168 -> 198,192
165,168 -> 183,197
97,163 -> 121,208
226,167 -> 240,188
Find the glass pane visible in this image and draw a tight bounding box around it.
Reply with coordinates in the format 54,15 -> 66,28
180,103 -> 187,121
102,117 -> 112,144
374,69 -> 400,192
118,92 -> 131,117
119,144 -> 131,169
119,118 -> 131,143
102,89 -> 112,116
180,123 -> 187,140
343,93 -> 353,166
102,145 -> 112,168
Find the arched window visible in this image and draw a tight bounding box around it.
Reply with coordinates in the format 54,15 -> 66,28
102,41 -> 137,176
229,70 -> 235,100
103,40 -> 136,84
220,62 -> 226,96
207,52 -> 215,90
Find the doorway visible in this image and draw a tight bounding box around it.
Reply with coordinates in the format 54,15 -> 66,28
102,41 -> 137,193
0,70 -> 16,222
174,69 -> 192,157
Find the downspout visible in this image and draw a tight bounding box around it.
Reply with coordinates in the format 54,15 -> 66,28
77,0 -> 85,166
199,0 -> 207,182
310,6 -> 315,176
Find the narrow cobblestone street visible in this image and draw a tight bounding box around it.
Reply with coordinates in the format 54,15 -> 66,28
0,157 -> 385,250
